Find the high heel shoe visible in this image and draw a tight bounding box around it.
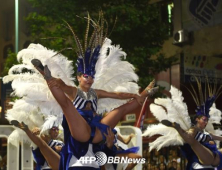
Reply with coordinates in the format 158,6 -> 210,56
31,59 -> 52,80
31,59 -> 44,72
144,79 -> 158,97
146,86 -> 159,97
146,79 -> 155,90
44,65 -> 52,80
11,120 -> 28,131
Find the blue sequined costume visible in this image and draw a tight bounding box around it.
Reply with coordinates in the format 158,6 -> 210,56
59,88 -> 111,170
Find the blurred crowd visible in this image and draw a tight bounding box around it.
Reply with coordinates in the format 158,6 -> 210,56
142,146 -> 187,170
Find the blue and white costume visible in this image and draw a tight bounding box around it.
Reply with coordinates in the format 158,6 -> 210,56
33,139 -> 64,170
180,129 -> 218,170
59,88 -> 111,170
180,142 -> 222,170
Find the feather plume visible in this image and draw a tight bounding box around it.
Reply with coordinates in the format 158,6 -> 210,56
3,43 -> 75,145
93,38 -> 139,114
142,124 -> 184,151
170,86 -> 191,129
208,103 -> 222,124
143,85 -> 191,150
149,104 -> 168,121
40,115 -> 63,134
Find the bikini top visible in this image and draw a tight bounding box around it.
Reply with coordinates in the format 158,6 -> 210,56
73,87 -> 98,112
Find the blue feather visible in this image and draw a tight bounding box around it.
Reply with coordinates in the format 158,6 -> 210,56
84,48 -> 91,75
77,58 -> 84,73
76,45 -> 100,77
90,45 -> 100,77
196,96 -> 216,118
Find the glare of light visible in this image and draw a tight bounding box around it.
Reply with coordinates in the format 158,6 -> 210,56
15,0 -> 19,53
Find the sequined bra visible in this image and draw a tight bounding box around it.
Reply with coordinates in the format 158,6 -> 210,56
73,88 -> 98,112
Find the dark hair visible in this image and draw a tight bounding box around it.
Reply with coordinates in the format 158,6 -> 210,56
77,72 -> 83,76
191,114 -> 206,125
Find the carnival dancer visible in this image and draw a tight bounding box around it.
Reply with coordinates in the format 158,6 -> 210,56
31,44 -> 157,170
10,121 -> 62,170
143,78 -> 222,170
31,126 -> 64,170
4,13 -> 158,170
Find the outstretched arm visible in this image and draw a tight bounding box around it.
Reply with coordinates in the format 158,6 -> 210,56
210,133 -> 222,141
24,127 -> 60,170
95,89 -> 144,105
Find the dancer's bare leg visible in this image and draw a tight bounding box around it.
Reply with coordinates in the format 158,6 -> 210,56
162,121 -> 220,166
47,80 -> 91,142
176,127 -> 220,166
92,82 -> 156,143
117,153 -> 142,170
32,60 -> 91,142
25,129 -> 60,170
101,80 -> 155,128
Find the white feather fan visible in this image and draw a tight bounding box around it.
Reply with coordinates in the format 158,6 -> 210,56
93,38 -> 139,114
3,43 -> 74,145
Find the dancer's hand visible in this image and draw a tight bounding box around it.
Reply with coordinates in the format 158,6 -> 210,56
54,145 -> 63,152
104,128 -> 115,149
47,78 -> 65,88
129,133 -> 135,138
119,133 -> 135,144
209,141 -> 215,145
31,127 -> 40,135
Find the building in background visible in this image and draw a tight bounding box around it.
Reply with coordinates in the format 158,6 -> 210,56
155,0 -> 222,113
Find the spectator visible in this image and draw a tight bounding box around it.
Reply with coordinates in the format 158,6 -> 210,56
172,149 -> 181,163
159,155 -> 167,164
168,159 -> 177,170
159,162 -> 167,170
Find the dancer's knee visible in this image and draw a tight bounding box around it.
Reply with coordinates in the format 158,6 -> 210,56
199,152 -> 219,166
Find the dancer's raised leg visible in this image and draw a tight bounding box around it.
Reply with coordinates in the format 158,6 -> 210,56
101,80 -> 157,127
47,80 -> 91,142
92,81 -> 158,143
161,120 -> 219,166
32,59 -> 91,142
